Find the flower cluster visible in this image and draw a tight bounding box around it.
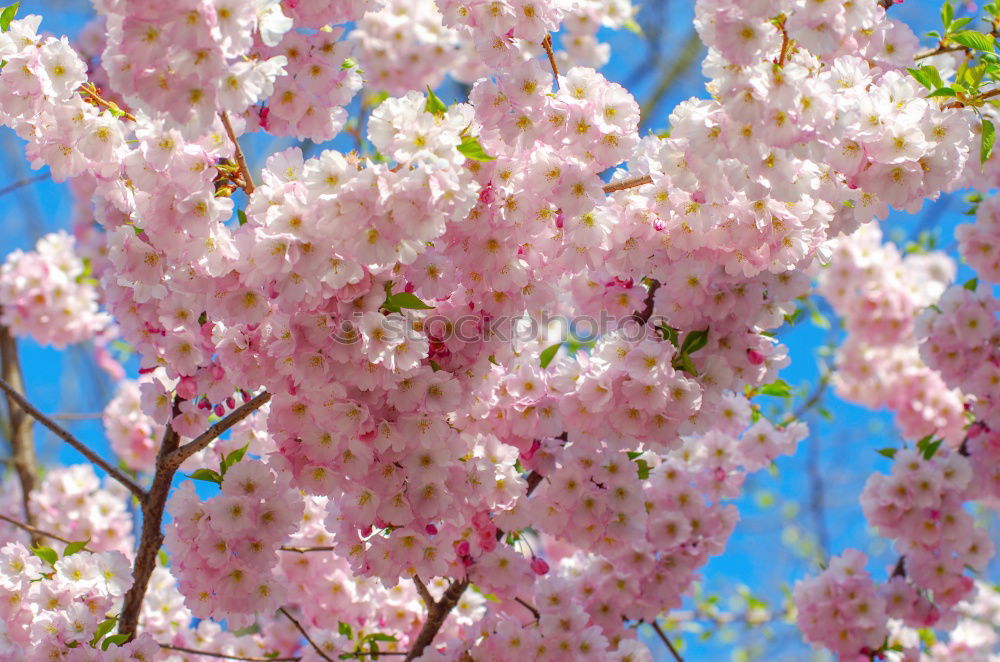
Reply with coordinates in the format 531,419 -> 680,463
164,458 -> 304,628
0,231 -> 109,348
103,379 -> 166,474
818,223 -> 967,445
793,549 -> 888,658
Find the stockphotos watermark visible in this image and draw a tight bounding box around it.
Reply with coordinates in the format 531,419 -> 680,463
330,310 -> 670,345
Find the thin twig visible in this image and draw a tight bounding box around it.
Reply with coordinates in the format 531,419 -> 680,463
280,606 -> 335,662
0,512 -> 91,549
914,44 -> 966,61
602,175 -> 653,194
514,597 -> 540,621
0,173 -> 50,199
0,376 -> 145,500
50,412 -> 104,420
943,87 -> 1000,109
542,35 -> 560,88
79,83 -> 136,121
650,620 -> 684,662
220,111 -> 255,194
167,391 -> 271,469
158,644 -> 300,662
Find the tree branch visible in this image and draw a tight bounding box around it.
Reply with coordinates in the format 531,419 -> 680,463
279,545 -> 336,553
279,606 -> 335,662
0,325 -> 38,542
514,597 -> 540,621
650,620 -> 684,662
404,578 -> 470,661
167,391 -> 271,470
542,35 -> 560,88
0,512 -> 92,549
0,173 -> 50,199
158,644 -> 299,662
220,111 -> 255,194
602,175 -> 653,194
0,375 -> 145,500
118,398 -> 182,639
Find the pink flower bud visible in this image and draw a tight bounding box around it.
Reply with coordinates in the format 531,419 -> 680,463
746,349 -> 766,365
176,376 -> 198,400
425,523 -> 438,535
455,540 -> 470,557
530,557 -> 549,575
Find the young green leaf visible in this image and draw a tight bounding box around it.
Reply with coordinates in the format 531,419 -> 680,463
457,135 -> 496,161
90,617 -> 118,647
32,545 -> 57,566
876,448 -> 898,459
237,209 -> 248,226
680,328 -> 710,356
0,3 -> 19,32
952,30 -> 996,53
425,86 -> 447,116
189,468 -> 223,485
927,86 -> 957,98
365,633 -> 398,643
539,342 -> 562,368
384,291 -> 435,311
659,324 -> 679,347
941,1 -> 954,31
757,379 -> 792,397
964,277 -> 979,290
63,540 -> 89,557
907,66 -> 943,90
338,621 -> 353,640
223,443 -> 250,472
981,118 -> 995,165
921,438 -> 944,461
101,633 -> 130,650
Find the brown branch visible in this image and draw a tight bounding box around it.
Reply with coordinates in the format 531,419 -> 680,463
650,620 -> 684,662
279,545 -> 336,553
279,606 -> 335,662
0,512 -> 91,549
775,18 -> 791,67
118,398 -> 182,639
0,173 -> 50,199
220,111 -> 255,194
602,175 -> 652,194
159,644 -> 299,662
79,83 -> 136,122
413,575 -> 435,608
167,391 -> 271,470
0,376 -> 145,500
404,578 -> 470,661
514,597 -> 539,621
877,0 -> 898,9
914,44 -> 966,61
0,325 -> 37,542
542,35 -> 560,88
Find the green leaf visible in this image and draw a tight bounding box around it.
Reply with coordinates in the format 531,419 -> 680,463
941,1 -> 954,31
809,307 -> 830,330
188,468 -> 223,485
101,633 -> 130,651
876,448 -> 898,459
341,57 -> 358,70
365,633 -> 398,643
32,545 -> 57,566
952,30 -> 996,53
982,118 -> 995,164
63,540 -> 89,557
383,291 -> 434,313
487,354 -> 498,365
369,640 -> 380,661
457,135 -> 496,161
908,66 -> 944,90
635,459 -> 651,480
158,549 -> 169,566
338,621 -> 353,640
757,379 -> 792,398
672,352 -> 698,377
950,16 -> 973,32
223,443 -> 250,473
927,86 -> 958,98
921,438 -> 944,461
90,617 -> 118,647
659,324 -> 679,347
623,17 -> 643,36
680,328 -> 710,356
0,3 -> 19,32
539,343 -> 562,369
237,209 -> 248,226
964,277 -> 979,290
425,86 -> 447,116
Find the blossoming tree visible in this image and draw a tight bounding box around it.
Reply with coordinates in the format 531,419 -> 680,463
0,0 -> 997,660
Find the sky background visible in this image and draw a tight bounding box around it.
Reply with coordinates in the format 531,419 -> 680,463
0,1 -> 996,660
